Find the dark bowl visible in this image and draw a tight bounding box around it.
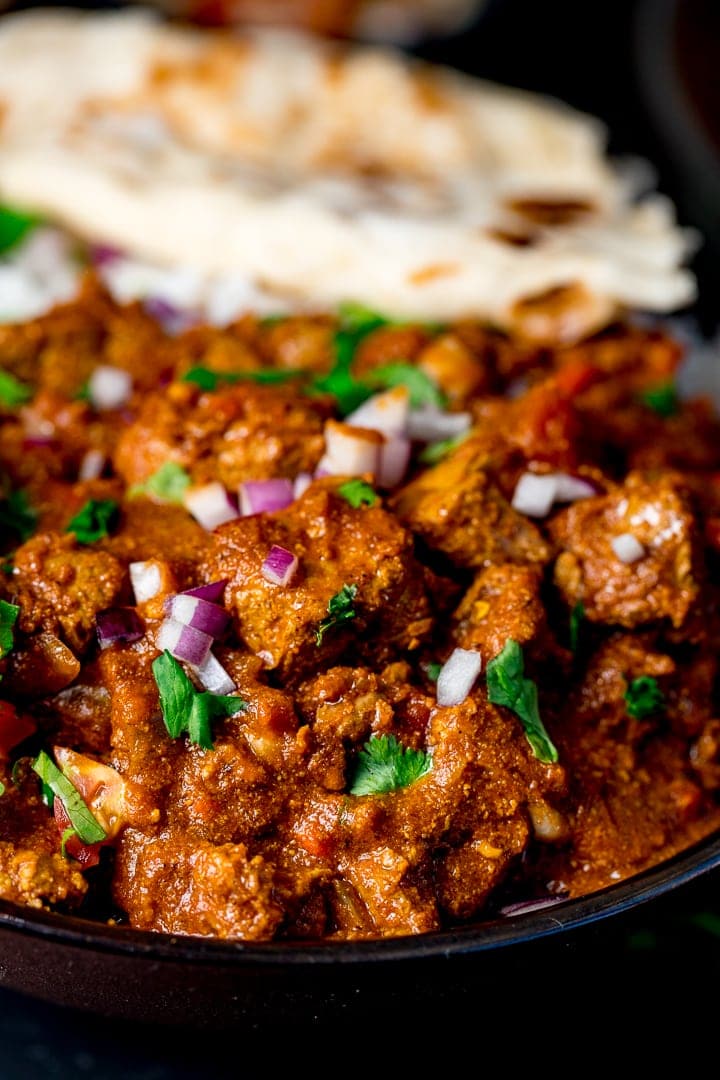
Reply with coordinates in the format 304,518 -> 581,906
1,828 -> 719,1027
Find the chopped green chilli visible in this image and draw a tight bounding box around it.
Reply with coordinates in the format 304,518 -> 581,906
486,639 -> 558,764
0,599 -> 19,660
182,366 -> 302,391
0,205 -> 37,255
31,750 -> 106,845
424,661 -> 442,682
152,650 -> 247,750
624,675 -> 665,719
350,733 -> 432,796
640,383 -> 679,417
66,498 -> 119,543
367,362 -> 446,409
315,583 -> 358,646
130,462 -> 191,504
418,430 -> 470,465
337,479 -> 378,508
0,370 -> 33,408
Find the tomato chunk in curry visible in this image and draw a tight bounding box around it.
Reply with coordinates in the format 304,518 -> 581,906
1,276 -> 720,942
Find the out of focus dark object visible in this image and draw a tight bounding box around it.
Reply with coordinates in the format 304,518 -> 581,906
147,0 -> 486,40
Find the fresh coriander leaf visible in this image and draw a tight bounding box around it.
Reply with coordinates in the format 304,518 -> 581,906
624,675 -> 665,719
315,583 -> 358,646
569,601 -> 585,654
0,780 -> 5,797
152,649 -> 246,749
74,380 -> 91,403
60,826 -> 77,859
336,302 -> 390,337
0,599 -> 19,660
367,363 -> 446,409
640,383 -> 679,417
66,498 -> 119,544
424,661 -> 442,682
130,462 -> 191,505
182,366 -> 304,391
349,733 -> 432,796
337,479 -> 378,508
31,750 -> 106,845
0,488 -> 37,544
418,430 -> 471,465
310,361 -> 371,416
0,205 -> 37,254
0,370 -> 32,408
486,639 -> 558,764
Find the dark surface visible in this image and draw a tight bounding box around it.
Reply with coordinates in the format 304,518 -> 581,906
2,0 -> 720,1070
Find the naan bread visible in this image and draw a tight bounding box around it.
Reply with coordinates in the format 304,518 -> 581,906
0,8 -> 697,342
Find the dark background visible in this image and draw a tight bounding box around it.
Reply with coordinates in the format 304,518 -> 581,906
2,0 -> 720,1070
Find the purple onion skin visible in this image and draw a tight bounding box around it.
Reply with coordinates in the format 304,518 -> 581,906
240,479 -> 294,515
166,595 -> 231,638
262,545 -> 298,586
182,580 -> 230,604
96,607 -> 145,648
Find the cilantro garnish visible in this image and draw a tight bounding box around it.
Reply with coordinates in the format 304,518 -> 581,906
418,430 -> 471,465
336,302 -> 390,337
74,380 -> 91,403
569,601 -> 585,654
0,205 -> 37,255
0,370 -> 32,408
367,363 -> 446,409
181,366 -> 302,391
129,462 -> 191,505
640,383 -> 679,417
66,499 -> 119,544
152,649 -> 247,750
315,584 -> 358,646
624,675 -> 665,719
0,488 -> 37,544
424,661 -> 442,682
486,639 -> 558,764
0,600 -> 19,660
337,479 -> 378,508
310,305 -> 389,415
349,733 -> 432,796
31,750 -> 106,845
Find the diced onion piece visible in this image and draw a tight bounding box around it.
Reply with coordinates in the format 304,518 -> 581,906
96,607 -> 144,649
129,560 -> 162,604
87,365 -> 132,411
184,482 -> 239,530
611,533 -> 645,563
181,579 -> 229,604
165,594 -> 230,638
320,420 -> 383,478
239,478 -> 294,516
78,448 -> 106,482
189,650 -> 236,695
378,435 -> 411,489
511,473 -> 559,518
261,545 -> 298,586
345,386 -> 410,437
293,472 -> 313,500
406,406 -> 472,443
554,474 -> 596,502
157,617 -> 213,666
436,647 -> 483,707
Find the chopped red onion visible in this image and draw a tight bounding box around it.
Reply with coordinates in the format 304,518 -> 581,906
611,533 -> 645,563
143,296 -> 200,335
78,449 -> 106,482
239,478 -> 294,516
511,473 -> 559,518
89,243 -> 123,268
261,545 -> 298,586
96,607 -> 144,649
406,406 -> 472,443
321,421 -> 382,478
129,560 -> 162,604
436,647 -> 483,707
378,435 -> 411,489
165,593 -> 230,638
345,387 -> 410,437
554,474 -> 597,502
184,482 -> 239,530
88,365 -> 133,411
157,617 -> 213,666
189,650 -> 236,695
182,580 -> 229,604
293,472 -> 313,500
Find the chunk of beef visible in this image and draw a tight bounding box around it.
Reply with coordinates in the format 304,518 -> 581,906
452,564 -> 547,661
551,472 -> 700,628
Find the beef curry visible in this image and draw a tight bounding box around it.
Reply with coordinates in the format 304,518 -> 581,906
1,274 -> 720,941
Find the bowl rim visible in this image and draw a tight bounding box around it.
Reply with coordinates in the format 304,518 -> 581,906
1,828 -> 719,966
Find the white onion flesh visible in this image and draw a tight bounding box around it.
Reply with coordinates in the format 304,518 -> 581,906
344,387 -> 410,437
406,406 -> 472,443
436,647 -> 483,707
189,650 -> 236,695
88,365 -> 132,411
78,448 -> 106,481
320,421 -> 382,478
157,617 -> 213,666
554,474 -> 596,502
378,435 -> 412,489
129,560 -> 162,604
511,473 -> 559,518
183,482 -> 239,531
611,532 -> 645,563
